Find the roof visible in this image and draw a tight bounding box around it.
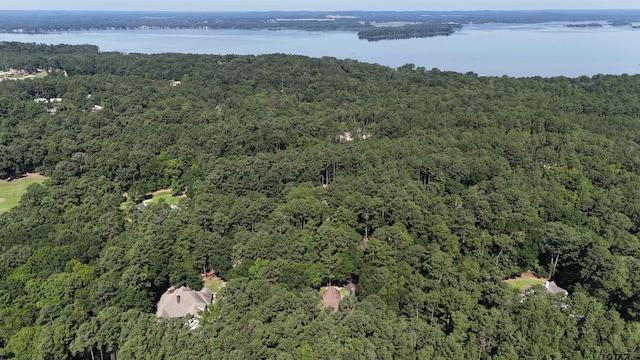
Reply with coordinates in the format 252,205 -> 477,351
156,286 -> 214,318
322,286 -> 342,312
344,281 -> 356,297
522,280 -> 569,297
545,281 -> 569,295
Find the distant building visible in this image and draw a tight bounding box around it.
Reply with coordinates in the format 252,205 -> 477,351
322,286 -> 342,312
335,128 -> 371,143
156,286 -> 214,318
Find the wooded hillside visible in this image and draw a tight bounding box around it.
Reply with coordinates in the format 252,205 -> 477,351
1,42 -> 640,359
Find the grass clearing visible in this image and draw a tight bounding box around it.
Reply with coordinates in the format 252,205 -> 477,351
505,271 -> 548,290
320,286 -> 350,298
204,278 -> 226,293
147,189 -> 184,206
0,70 -> 48,82
505,278 -> 547,291
0,174 -> 47,213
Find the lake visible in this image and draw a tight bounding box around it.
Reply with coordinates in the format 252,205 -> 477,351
1,23 -> 639,77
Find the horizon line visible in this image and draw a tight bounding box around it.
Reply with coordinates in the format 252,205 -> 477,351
1,9 -> 639,13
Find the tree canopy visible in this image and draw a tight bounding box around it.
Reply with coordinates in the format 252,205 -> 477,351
1,42 -> 640,359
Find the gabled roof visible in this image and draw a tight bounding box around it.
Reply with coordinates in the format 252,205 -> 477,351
322,286 -> 342,312
545,281 -> 568,295
521,280 -> 569,297
156,286 -> 214,318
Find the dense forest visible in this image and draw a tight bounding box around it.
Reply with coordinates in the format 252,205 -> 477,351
357,24 -> 462,41
2,42 -> 640,359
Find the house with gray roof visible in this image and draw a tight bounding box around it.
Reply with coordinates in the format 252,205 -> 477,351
156,286 -> 214,318
522,280 -> 569,297
544,281 -> 568,296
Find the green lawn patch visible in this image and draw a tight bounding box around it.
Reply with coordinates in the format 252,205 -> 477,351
505,278 -> 546,291
204,278 -> 226,293
148,190 -> 183,206
0,71 -> 47,81
320,287 -> 351,298
0,174 -> 47,213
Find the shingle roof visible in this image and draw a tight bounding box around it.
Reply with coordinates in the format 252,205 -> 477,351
545,281 -> 568,295
156,286 -> 214,318
344,281 -> 356,297
322,286 -> 342,312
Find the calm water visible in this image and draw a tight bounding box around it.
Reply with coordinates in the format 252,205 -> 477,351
1,23 -> 639,77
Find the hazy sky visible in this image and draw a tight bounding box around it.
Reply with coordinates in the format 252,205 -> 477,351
1,0 -> 639,12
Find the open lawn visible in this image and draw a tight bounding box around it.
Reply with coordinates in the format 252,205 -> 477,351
0,70 -> 47,82
0,173 -> 47,213
203,278 -> 226,293
320,287 -> 350,298
505,278 -> 547,290
147,189 -> 184,206
505,271 -> 548,290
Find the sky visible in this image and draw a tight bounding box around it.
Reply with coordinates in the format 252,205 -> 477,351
1,0 -> 639,12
